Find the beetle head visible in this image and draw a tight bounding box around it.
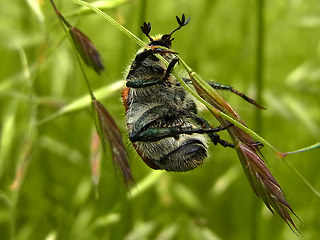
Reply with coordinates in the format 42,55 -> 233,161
141,14 -> 191,48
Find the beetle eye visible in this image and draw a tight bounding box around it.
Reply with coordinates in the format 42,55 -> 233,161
161,34 -> 171,41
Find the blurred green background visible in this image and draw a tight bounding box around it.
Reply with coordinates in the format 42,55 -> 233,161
1,0 -> 320,239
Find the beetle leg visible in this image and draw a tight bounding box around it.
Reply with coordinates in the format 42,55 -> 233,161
130,124 -> 233,143
134,49 -> 157,62
190,114 -> 235,148
127,58 -> 179,88
207,133 -> 235,148
126,78 -> 165,88
162,57 -> 179,81
178,79 -> 265,109
208,81 -> 266,109
130,105 -> 170,137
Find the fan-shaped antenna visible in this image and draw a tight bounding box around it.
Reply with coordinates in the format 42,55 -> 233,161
170,14 -> 191,36
141,22 -> 153,42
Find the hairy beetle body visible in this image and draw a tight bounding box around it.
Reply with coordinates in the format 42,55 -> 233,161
122,59 -> 208,171
121,15 -> 234,171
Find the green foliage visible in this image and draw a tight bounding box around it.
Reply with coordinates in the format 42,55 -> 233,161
1,0 -> 320,239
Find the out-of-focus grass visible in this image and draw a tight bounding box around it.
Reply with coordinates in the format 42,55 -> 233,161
0,0 -> 320,239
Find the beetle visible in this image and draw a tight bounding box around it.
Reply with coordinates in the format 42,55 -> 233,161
121,14 -> 262,172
